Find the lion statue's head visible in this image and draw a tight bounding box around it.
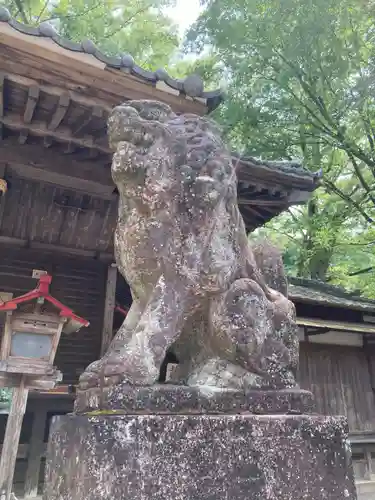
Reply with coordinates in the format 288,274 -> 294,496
107,100 -> 235,201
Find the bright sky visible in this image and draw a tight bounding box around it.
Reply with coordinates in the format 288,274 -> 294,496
166,0 -> 202,36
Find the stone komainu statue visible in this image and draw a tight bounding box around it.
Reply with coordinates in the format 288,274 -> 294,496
78,100 -> 299,392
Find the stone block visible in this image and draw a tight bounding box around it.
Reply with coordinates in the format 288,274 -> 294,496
74,383 -> 315,415
44,389 -> 357,500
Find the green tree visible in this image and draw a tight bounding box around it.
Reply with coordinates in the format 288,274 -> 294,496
0,388 -> 12,412
186,0 -> 375,292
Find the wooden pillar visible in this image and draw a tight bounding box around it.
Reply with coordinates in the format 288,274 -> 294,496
0,164 -> 7,229
0,376 -> 29,500
365,447 -> 373,480
24,408 -> 47,498
364,334 -> 375,391
100,264 -> 117,356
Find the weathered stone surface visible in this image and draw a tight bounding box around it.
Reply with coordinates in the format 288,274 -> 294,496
78,99 -> 300,397
252,239 -> 289,298
74,383 -> 315,415
44,411 -> 357,500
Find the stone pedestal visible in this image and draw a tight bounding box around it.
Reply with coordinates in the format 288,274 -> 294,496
44,386 -> 357,500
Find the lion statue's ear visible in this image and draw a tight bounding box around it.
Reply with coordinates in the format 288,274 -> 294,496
250,239 -> 288,297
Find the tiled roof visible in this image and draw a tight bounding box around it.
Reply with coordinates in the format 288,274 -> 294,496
233,154 -> 322,190
0,6 -> 223,109
288,277 -> 375,313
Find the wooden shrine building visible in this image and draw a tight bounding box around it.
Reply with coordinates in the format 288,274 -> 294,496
0,7 -> 347,499
290,277 -> 375,500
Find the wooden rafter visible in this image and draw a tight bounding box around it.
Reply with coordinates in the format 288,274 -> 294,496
5,73 -> 111,112
73,106 -> 103,137
24,85 -> 39,124
0,114 -> 110,154
48,93 -> 70,131
241,204 -> 267,220
0,73 -> 109,153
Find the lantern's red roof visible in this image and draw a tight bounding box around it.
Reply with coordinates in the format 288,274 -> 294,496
0,273 -> 89,329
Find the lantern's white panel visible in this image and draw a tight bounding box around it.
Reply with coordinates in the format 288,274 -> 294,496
11,332 -> 52,359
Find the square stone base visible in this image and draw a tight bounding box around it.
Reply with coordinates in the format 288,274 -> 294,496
44,410 -> 357,499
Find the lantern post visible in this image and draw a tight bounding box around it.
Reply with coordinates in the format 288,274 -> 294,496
0,270 -> 89,500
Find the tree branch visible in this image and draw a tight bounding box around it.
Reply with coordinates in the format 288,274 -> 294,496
324,179 -> 374,223
346,151 -> 375,206
11,0 -> 29,23
348,266 -> 374,276
43,2 -> 104,23
102,6 -> 150,39
36,0 -> 50,22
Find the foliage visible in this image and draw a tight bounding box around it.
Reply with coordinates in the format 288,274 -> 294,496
0,388 -> 12,406
4,0 -> 375,296
5,0 -> 179,69
186,0 -> 375,296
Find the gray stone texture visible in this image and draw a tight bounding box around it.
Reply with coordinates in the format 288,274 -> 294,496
78,100 -> 300,402
44,410 -> 357,500
74,383 -> 315,415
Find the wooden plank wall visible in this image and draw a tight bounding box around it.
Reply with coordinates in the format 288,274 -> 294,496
0,247 -> 106,384
299,342 -> 375,432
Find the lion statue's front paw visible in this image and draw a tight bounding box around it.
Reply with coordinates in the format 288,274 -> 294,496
78,351 -> 160,391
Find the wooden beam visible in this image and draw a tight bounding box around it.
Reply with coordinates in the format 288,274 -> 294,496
24,85 -> 40,124
0,235 -> 113,261
0,114 -> 110,154
73,106 -> 103,137
4,73 -> 112,112
100,264 -> 117,356
8,162 -> 115,200
0,141 -> 114,198
48,93 -> 70,131
19,84 -> 40,146
296,317 -> 375,334
24,408 -> 47,499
